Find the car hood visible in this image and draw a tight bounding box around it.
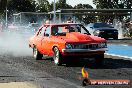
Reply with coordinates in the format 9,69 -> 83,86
94,28 -> 117,31
56,32 -> 106,43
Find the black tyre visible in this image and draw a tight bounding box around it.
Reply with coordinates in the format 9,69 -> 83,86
53,47 -> 62,66
113,36 -> 118,40
33,45 -> 43,60
95,54 -> 104,65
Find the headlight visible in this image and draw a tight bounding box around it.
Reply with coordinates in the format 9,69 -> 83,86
99,42 -> 107,48
94,30 -> 100,35
114,30 -> 118,32
65,43 -> 73,49
100,30 -> 105,32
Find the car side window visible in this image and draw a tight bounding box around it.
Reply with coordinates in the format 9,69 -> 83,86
88,23 -> 93,28
44,26 -> 51,37
51,26 -> 58,36
38,27 -> 46,36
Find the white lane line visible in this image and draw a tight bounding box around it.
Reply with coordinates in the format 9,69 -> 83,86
105,53 -> 132,59
120,44 -> 129,46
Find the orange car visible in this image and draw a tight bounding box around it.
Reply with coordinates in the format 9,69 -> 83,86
29,23 -> 108,65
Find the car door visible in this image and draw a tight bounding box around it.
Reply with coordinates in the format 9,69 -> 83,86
35,27 -> 46,54
41,26 -> 51,55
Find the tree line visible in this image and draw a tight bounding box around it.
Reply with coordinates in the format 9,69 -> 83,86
0,0 -> 92,16
0,0 -> 132,24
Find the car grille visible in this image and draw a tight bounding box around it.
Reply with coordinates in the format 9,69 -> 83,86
99,30 -> 118,38
100,30 -> 118,34
85,44 -> 98,49
74,44 -> 104,49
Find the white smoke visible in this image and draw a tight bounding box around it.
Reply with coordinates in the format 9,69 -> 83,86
0,29 -> 33,57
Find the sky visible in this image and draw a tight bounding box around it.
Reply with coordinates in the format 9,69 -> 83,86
48,0 -> 96,8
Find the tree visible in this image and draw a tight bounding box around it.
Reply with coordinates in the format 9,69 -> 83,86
93,0 -> 132,22
0,0 -> 7,11
74,4 -> 94,24
49,0 -> 73,22
55,0 -> 73,10
35,0 -> 50,12
93,0 -> 132,9
74,4 -> 93,9
3,0 -> 36,23
8,0 -> 36,13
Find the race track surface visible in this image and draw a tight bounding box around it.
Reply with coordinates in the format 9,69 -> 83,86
0,31 -> 131,88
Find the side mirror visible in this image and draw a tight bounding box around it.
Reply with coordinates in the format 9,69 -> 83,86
90,27 -> 93,29
45,33 -> 49,37
65,26 -> 69,29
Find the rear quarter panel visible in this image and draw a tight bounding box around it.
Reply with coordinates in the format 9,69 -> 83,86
29,36 -> 36,48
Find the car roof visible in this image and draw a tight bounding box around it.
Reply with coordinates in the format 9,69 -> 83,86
95,22 -> 107,23
43,23 -> 81,26
89,22 -> 106,24
88,22 -> 108,26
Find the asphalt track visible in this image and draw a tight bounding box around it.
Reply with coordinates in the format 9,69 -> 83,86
0,31 -> 131,88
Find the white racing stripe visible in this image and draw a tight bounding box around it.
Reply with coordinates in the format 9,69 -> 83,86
105,53 -> 132,59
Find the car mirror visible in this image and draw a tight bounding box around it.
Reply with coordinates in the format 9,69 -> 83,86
65,26 -> 69,29
45,33 -> 49,37
84,33 -> 88,34
90,27 -> 93,29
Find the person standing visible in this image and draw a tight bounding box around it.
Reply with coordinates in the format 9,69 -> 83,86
66,17 -> 73,23
0,22 -> 3,32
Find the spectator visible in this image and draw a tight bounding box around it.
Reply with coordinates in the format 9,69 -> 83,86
66,17 -> 73,23
0,22 -> 3,32
107,19 -> 112,25
45,20 -> 50,24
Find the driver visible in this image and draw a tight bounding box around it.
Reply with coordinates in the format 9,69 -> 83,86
51,26 -> 58,36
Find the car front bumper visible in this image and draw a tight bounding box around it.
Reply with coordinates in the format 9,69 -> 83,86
99,32 -> 118,39
62,48 -> 108,53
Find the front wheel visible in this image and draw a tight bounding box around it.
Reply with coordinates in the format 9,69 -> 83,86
33,46 -> 43,60
53,47 -> 62,66
113,36 -> 118,40
95,54 -> 104,66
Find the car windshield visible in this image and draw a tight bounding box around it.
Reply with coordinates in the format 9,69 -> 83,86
94,23 -> 113,28
51,24 -> 90,36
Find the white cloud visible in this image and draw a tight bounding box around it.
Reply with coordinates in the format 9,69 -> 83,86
67,0 -> 96,8
48,0 -> 96,8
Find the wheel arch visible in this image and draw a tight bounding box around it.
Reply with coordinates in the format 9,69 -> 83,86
52,45 -> 62,55
52,45 -> 58,51
29,43 -> 35,48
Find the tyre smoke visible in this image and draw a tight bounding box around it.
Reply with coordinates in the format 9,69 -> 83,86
0,29 -> 33,57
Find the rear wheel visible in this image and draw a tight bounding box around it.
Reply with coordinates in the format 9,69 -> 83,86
53,47 -> 62,66
33,45 -> 43,60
